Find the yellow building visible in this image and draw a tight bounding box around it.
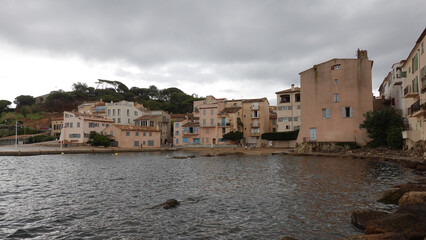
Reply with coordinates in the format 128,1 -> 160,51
275,84 -> 301,132
402,28 -> 426,148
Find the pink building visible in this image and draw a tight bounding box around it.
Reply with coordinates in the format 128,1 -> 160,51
174,115 -> 200,146
296,50 -> 373,146
104,124 -> 161,149
60,111 -> 113,144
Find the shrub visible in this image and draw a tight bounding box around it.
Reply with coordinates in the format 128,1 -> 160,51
93,134 -> 110,147
386,126 -> 403,149
28,135 -> 56,143
261,129 -> 299,141
222,131 -> 244,142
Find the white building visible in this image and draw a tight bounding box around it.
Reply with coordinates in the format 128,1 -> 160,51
105,100 -> 144,125
60,111 -> 113,144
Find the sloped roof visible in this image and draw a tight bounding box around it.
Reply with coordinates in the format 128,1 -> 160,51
111,124 -> 159,132
219,107 -> 241,114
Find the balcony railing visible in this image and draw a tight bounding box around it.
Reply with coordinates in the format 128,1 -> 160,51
251,123 -> 260,128
250,132 -> 260,136
422,75 -> 426,91
251,114 -> 259,119
407,100 -> 421,117
251,106 -> 259,110
404,85 -> 419,98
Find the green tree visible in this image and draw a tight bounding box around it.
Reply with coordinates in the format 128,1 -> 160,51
14,95 -> 35,109
93,134 -> 110,147
44,90 -> 75,111
360,108 -> 404,149
222,131 -> 244,143
0,100 -> 11,114
72,82 -> 90,99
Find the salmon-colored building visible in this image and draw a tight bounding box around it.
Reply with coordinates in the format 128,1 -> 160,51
296,49 -> 373,146
104,124 -> 161,149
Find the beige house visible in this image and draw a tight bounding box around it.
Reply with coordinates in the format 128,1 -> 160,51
296,49 -> 373,146
60,111 -> 114,144
275,84 -> 301,132
402,28 -> 426,148
104,124 -> 160,149
173,114 -> 200,146
240,98 -> 270,145
105,100 -> 144,125
134,110 -> 171,145
78,100 -> 106,116
50,117 -> 63,137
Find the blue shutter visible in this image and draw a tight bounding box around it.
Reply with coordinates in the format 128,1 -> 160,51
326,109 -> 330,119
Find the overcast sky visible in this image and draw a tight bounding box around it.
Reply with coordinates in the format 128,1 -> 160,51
0,0 -> 425,107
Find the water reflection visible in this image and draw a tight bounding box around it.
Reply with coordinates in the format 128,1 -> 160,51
0,153 -> 415,239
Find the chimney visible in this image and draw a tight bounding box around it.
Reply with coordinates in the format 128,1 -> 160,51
357,49 -> 368,60
291,84 -> 295,91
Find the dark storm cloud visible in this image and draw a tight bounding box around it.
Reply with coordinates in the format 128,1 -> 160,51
0,0 -> 425,94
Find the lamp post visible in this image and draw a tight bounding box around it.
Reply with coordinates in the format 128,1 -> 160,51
15,120 -> 17,149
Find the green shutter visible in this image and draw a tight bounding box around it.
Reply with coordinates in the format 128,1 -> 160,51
401,71 -> 407,78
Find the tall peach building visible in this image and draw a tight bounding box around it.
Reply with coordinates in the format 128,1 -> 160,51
296,49 -> 373,146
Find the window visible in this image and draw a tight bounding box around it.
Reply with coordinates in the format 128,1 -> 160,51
110,131 -> 113,136
69,133 -> 81,138
278,117 -> 292,122
113,109 -> 116,116
136,132 -> 139,136
141,121 -> 147,127
334,79 -> 338,85
175,131 -> 179,135
322,108 -> 330,119
148,140 -> 154,146
210,118 -> 214,126
286,125 -> 290,130
206,128 -> 209,134
210,109 -> 214,115
150,121 -> 154,127
128,119 -> 130,124
342,107 -> 353,118
294,117 -> 301,121
280,94 -> 290,103
176,138 -> 179,144
203,109 -> 206,115
127,110 -> 130,116
278,106 -> 292,111
272,119 -> 276,125
118,118 -> 121,123
332,64 -> 341,70
252,102 -> 259,109
206,138 -> 209,143
176,123 -> 180,128
252,111 -> 259,118
70,123 -> 73,128
143,132 -> 146,136
134,111 -> 138,116
134,141 -> 139,147
295,94 -> 300,102
149,132 -> 152,136
118,109 -> 121,116
77,122 -> 80,128
222,128 -> 225,134
126,131 -> 130,136
203,119 -> 206,126
108,109 -> 111,116
333,93 -> 339,103
183,137 -> 188,143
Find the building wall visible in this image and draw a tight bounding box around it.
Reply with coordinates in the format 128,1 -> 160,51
296,50 -> 373,146
402,29 -> 426,147
199,102 -> 225,144
241,99 -> 270,144
61,112 -> 112,143
276,86 -> 301,132
105,101 -> 142,125
51,119 -> 63,137
104,125 -> 160,149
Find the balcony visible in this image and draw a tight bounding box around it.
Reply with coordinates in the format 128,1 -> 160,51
250,132 -> 260,137
251,106 -> 259,110
183,131 -> 199,136
217,123 -> 231,127
422,75 -> 426,91
251,123 -> 260,128
251,114 -> 259,119
404,85 -> 419,98
407,100 -> 422,117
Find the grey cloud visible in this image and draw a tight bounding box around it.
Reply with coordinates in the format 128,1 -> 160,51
0,0 -> 425,96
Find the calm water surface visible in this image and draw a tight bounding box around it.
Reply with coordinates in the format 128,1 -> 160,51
0,152 -> 415,239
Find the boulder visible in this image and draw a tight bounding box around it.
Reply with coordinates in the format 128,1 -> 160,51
162,199 -> 180,209
351,210 -> 388,230
398,191 -> 426,206
342,233 -> 396,240
377,188 -> 404,204
365,203 -> 426,239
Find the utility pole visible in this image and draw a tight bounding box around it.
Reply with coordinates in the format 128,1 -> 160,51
15,120 -> 17,149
